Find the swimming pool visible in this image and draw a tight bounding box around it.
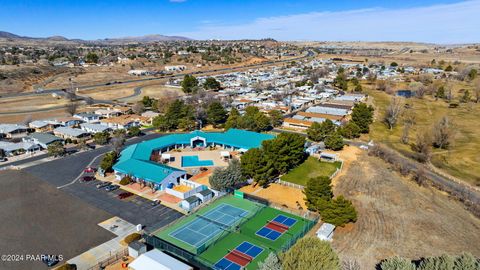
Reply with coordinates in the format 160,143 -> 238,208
181,155 -> 214,167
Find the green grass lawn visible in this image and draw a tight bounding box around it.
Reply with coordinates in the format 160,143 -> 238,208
365,84 -> 480,186
280,157 -> 342,186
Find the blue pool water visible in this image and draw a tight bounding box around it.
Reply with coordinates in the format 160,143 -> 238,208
181,155 -> 214,167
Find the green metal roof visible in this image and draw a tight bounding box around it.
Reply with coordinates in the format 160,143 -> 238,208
113,129 -> 274,184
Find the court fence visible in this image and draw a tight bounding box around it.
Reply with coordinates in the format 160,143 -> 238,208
144,234 -> 215,270
86,248 -> 128,270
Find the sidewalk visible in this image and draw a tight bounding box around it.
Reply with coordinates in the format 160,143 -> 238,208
67,217 -> 137,270
96,174 -> 186,213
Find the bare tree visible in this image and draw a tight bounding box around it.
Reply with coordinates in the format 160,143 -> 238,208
413,129 -> 432,163
432,116 -> 454,149
111,130 -> 126,154
342,258 -> 360,270
384,97 -> 403,129
412,164 -> 428,186
401,123 -> 411,144
474,78 -> 480,103
65,101 -> 78,116
22,115 -> 32,126
132,102 -> 145,115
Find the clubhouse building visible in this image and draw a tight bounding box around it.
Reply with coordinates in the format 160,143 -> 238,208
112,129 -> 274,191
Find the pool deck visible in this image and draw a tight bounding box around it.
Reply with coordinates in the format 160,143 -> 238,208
166,150 -> 229,169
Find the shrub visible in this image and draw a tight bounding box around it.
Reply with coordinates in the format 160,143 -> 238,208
123,233 -> 141,244
119,176 -> 132,185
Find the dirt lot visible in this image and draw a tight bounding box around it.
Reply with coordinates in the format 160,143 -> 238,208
0,94 -> 68,114
332,152 -> 480,269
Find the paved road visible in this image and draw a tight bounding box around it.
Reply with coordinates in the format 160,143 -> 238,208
0,132 -> 163,170
2,50 -> 315,100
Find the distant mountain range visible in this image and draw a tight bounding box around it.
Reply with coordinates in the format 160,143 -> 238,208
0,31 -> 191,43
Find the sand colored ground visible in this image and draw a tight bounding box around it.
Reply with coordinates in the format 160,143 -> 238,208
189,169 -> 213,187
172,185 -> 192,193
0,94 -> 69,114
332,152 -> 480,269
77,85 -> 137,101
327,145 -> 361,187
240,183 -> 307,210
121,85 -> 184,103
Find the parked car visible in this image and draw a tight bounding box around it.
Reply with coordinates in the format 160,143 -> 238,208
118,192 -> 133,199
151,199 -> 160,206
96,182 -> 111,189
41,255 -> 59,267
84,167 -> 97,173
105,185 -> 119,192
81,176 -> 95,182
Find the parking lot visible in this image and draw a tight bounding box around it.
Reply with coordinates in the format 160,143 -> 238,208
62,178 -> 183,232
0,170 -> 114,270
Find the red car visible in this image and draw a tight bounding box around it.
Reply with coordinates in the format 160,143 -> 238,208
118,192 -> 133,199
84,167 -> 97,173
81,176 -> 95,182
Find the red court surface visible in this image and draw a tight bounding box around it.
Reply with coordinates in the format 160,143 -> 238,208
266,221 -> 289,233
225,250 -> 253,266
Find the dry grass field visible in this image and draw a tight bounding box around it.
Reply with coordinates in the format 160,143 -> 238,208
0,94 -> 69,113
365,83 -> 480,186
333,153 -> 480,269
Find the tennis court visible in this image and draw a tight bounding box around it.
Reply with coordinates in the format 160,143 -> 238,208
153,195 -> 316,269
169,203 -> 249,247
214,241 -> 264,270
255,214 -> 298,241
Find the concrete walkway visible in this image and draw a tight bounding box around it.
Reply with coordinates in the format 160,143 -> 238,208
67,217 -> 137,270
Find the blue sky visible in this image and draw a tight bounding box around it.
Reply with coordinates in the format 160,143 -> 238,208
1,0 -> 479,43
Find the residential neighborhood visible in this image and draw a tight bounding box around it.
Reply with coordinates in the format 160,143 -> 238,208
1,1 -> 480,270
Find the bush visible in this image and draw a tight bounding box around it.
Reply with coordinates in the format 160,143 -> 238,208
123,232 -> 141,244
119,176 -> 132,185
56,264 -> 77,270
65,138 -> 72,144
283,237 -> 340,270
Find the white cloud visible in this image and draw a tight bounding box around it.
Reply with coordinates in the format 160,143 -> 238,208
174,1 -> 480,43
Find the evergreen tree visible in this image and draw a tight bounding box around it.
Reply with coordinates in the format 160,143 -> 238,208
203,77 -> 221,90
325,132 -> 345,151
283,237 -> 340,270
181,74 -> 199,93
100,151 -> 118,172
453,253 -> 479,270
380,256 -> 416,270
306,119 -> 336,142
320,196 -> 358,226
225,108 -> 241,129
269,110 -> 284,127
351,103 -> 374,133
339,122 -> 361,139
206,101 -> 227,127
303,176 -> 333,211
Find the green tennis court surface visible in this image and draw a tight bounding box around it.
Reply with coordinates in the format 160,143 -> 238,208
153,195 -> 316,269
